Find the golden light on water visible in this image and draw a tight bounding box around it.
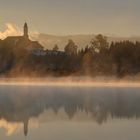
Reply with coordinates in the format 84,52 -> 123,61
0,119 -> 22,136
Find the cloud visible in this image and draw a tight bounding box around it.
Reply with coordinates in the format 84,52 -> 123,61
0,23 -> 22,39
0,23 -> 40,40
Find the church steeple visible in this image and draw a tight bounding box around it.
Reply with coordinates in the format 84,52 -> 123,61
24,22 -> 28,38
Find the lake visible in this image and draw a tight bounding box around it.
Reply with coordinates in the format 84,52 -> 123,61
0,84 -> 140,140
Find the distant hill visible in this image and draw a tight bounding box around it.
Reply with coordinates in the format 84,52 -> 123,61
31,33 -> 140,50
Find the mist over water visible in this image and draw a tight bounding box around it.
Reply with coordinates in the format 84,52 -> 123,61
1,77 -> 140,88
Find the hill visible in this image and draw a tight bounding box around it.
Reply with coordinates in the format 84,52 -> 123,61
31,34 -> 140,50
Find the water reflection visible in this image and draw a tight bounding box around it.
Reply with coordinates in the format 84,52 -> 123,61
0,85 -> 140,136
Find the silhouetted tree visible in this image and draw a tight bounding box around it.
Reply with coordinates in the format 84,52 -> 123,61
53,44 -> 59,51
64,40 -> 78,55
90,34 -> 109,52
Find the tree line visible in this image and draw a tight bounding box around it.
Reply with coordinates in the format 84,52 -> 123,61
0,34 -> 140,77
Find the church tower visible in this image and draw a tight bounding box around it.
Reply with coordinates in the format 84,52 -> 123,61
24,22 -> 29,38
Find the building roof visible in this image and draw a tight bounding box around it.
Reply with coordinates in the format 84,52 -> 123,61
1,22 -> 44,53
3,35 -> 44,50
30,41 -> 44,49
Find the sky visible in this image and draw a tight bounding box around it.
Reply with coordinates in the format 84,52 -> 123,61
0,0 -> 140,36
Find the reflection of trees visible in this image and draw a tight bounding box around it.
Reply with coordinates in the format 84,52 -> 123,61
0,86 -> 140,135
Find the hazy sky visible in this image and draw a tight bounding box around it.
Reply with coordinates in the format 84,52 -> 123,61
0,0 -> 140,36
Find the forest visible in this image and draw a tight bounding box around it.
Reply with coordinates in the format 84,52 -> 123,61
0,34 -> 140,78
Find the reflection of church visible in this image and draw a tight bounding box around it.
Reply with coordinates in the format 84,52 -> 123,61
23,119 -> 29,136
2,23 -> 46,56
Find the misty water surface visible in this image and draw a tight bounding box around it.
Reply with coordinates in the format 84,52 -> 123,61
0,85 -> 140,140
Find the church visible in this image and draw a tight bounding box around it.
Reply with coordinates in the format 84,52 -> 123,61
2,23 -> 46,56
